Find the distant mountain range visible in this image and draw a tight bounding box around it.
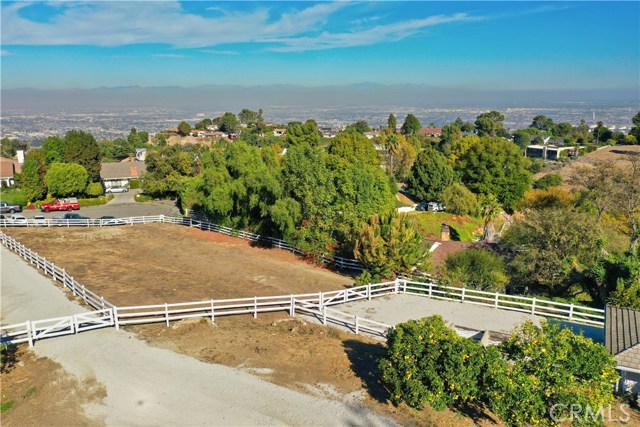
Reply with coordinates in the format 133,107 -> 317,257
2,84 -> 638,113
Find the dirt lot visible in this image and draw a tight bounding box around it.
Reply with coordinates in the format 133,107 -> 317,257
4,223 -> 353,306
535,145 -> 640,181
1,345 -> 106,426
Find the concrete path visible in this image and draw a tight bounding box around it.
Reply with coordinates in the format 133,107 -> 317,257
336,293 -> 542,333
1,247 -> 395,426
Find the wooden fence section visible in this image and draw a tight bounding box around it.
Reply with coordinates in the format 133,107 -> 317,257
0,309 -> 114,346
0,232 -> 116,311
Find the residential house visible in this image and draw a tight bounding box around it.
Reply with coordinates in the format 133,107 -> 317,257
419,127 -> 443,138
204,131 -> 226,138
135,148 -> 147,162
100,162 -> 146,190
605,306 -> 640,396
273,128 -> 286,137
0,157 -> 21,187
525,144 -> 578,160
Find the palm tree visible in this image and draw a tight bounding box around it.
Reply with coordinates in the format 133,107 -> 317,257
481,194 -> 502,242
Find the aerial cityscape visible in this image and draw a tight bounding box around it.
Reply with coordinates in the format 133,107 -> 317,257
1,1 -> 639,426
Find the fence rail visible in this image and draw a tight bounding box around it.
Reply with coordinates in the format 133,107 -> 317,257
0,219 -> 605,347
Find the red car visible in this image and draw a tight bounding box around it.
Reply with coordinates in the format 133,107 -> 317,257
40,198 -> 80,213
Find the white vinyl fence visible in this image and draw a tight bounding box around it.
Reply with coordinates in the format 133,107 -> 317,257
0,219 -> 605,347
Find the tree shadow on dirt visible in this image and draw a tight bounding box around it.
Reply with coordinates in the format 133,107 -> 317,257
1,344 -> 19,374
343,339 -> 389,403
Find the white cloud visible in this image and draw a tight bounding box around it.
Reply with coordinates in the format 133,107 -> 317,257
0,2 -> 482,53
200,49 -> 239,56
0,1 -> 350,48
351,16 -> 382,26
267,13 -> 483,52
152,53 -> 185,58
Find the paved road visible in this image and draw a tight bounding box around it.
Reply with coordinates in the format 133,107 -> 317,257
22,196 -> 181,220
0,247 -> 395,426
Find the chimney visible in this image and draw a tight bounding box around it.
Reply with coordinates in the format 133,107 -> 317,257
441,224 -> 450,241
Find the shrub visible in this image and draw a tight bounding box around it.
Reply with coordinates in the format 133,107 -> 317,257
77,195 -> 113,207
439,248 -> 508,291
84,182 -> 104,197
493,321 -> 619,427
439,182 -> 479,216
533,173 -> 562,190
129,179 -> 141,189
0,190 -> 29,207
380,315 -> 506,411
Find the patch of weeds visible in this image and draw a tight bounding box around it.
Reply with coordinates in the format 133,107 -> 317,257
1,400 -> 15,413
23,386 -> 37,399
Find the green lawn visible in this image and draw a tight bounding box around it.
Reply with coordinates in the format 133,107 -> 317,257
408,211 -> 483,242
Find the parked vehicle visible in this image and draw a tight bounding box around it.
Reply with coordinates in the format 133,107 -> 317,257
416,201 -> 446,212
33,215 -> 47,226
9,214 -> 27,224
0,201 -> 22,214
99,215 -> 126,225
40,198 -> 80,213
62,213 -> 88,220
106,187 -> 128,193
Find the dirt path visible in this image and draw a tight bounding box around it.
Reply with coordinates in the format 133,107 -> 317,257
0,246 -> 395,426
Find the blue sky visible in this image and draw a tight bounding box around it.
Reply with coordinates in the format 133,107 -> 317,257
1,1 -> 638,90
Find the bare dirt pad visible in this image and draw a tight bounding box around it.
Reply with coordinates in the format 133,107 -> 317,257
1,345 -> 106,427
536,145 -> 640,181
130,313 -> 508,427
4,223 -> 352,306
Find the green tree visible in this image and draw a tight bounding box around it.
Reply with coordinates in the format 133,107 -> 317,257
552,122 -> 573,138
327,132 -> 379,165
286,120 -> 322,147
387,113 -> 397,131
512,130 -> 531,150
440,248 -> 508,291
494,321 -> 618,427
500,207 -> 601,295
156,134 -> 168,147
0,137 -> 28,158
238,109 -> 259,126
178,121 -> 192,136
45,162 -> 88,197
42,136 -> 65,165
530,115 -> 554,131
474,111 -> 506,137
401,114 -> 421,135
406,148 -> 455,202
592,121 -> 613,143
583,254 -> 640,307
354,211 -> 429,278
630,111 -> 640,142
533,173 -> 562,190
194,118 -> 213,130
455,137 -> 531,212
63,130 -> 101,182
219,112 -> 239,133
343,120 -> 371,134
20,149 -> 47,202
84,182 -> 104,197
439,182 -> 478,216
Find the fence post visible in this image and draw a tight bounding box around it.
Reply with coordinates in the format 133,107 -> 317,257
494,292 -> 499,308
210,300 -> 215,322
355,316 -> 359,334
114,307 -> 120,330
402,279 -> 407,294
62,269 -> 67,288
34,252 -> 38,268
27,321 -> 34,347
253,297 -> 258,319
569,304 -> 574,320
394,278 -> 399,294
101,296 -> 105,309
461,287 -> 466,302
367,283 -> 372,301
289,295 -> 295,316
318,292 -> 323,311
428,282 -> 433,299
531,297 -> 537,315
164,303 -> 170,326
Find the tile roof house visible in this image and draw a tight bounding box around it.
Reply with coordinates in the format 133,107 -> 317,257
0,157 -> 22,187
100,162 -> 146,189
419,127 -> 443,138
605,306 -> 640,396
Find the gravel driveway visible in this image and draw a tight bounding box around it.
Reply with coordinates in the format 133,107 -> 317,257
1,247 -> 395,426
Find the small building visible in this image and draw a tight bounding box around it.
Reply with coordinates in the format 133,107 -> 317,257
525,144 -> 578,160
419,127 -> 443,138
204,131 -> 226,138
273,128 -> 286,137
606,306 -> 640,396
135,148 -> 147,162
100,162 -> 147,189
0,157 -> 21,187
